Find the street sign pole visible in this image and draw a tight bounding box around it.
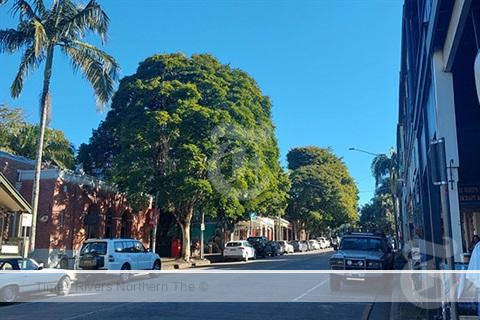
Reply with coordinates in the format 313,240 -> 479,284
200,211 -> 205,260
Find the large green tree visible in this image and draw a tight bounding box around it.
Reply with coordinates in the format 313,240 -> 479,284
0,0 -> 119,252
0,105 -> 75,169
78,53 -> 289,260
286,146 -> 358,239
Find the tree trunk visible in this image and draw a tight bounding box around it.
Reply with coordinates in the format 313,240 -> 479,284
178,205 -> 194,262
180,220 -> 190,261
30,45 -> 54,254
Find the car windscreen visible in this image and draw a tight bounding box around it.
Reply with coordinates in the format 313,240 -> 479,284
80,242 -> 107,255
340,237 -> 382,251
226,242 -> 242,247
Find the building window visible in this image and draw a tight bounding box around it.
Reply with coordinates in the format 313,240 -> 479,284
105,210 -> 113,238
120,212 -> 131,238
84,205 -> 100,239
8,213 -> 18,239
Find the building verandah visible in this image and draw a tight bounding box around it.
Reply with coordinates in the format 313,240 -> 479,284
0,172 -> 31,256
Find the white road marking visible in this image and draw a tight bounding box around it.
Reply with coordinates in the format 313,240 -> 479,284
62,303 -> 133,320
292,278 -> 329,301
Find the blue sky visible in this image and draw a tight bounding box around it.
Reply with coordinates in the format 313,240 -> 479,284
0,0 -> 403,205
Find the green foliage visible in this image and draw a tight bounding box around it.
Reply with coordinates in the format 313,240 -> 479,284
78,53 -> 289,259
0,105 -> 75,169
0,0 -> 119,108
0,105 -> 23,148
286,146 -> 358,237
359,194 -> 394,234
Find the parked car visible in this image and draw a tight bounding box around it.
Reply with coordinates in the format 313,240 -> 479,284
301,240 -> 313,251
330,237 -> 340,250
0,257 -> 73,303
277,240 -> 294,254
265,241 -> 280,256
317,237 -> 329,249
77,238 -> 161,283
329,232 -> 395,291
223,241 -> 256,261
308,239 -> 321,250
291,240 -> 308,252
246,236 -> 268,258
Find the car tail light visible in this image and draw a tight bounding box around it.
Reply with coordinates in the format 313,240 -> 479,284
108,255 -> 115,262
239,247 -> 245,250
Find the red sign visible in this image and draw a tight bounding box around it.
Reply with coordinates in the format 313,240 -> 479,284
146,208 -> 159,226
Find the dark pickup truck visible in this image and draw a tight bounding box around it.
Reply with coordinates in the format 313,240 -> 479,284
329,233 -> 394,291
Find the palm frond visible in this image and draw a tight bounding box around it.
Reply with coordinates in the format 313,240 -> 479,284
31,0 -> 46,18
60,0 -> 109,43
62,40 -> 119,108
0,28 -> 30,53
32,18 -> 47,56
11,0 -> 39,21
11,45 -> 43,97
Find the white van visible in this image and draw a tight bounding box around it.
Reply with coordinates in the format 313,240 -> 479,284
77,238 -> 161,282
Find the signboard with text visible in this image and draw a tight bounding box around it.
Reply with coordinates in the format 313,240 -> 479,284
458,185 -> 480,206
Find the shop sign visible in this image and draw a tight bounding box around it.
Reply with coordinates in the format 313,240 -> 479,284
458,185 -> 480,205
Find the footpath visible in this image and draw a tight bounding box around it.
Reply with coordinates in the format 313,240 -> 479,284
368,255 -> 426,320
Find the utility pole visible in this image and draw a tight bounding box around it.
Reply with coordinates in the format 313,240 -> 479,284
200,210 -> 205,260
152,191 -> 160,253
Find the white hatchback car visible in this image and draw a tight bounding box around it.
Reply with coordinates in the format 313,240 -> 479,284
308,240 -> 321,250
317,237 -> 329,249
78,238 -> 161,282
277,241 -> 294,254
223,241 -> 256,261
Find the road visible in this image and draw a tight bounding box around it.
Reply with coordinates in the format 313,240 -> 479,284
0,251 -> 391,320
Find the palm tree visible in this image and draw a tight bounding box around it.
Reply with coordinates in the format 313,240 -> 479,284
0,0 -> 119,253
371,151 -> 400,244
371,154 -> 393,188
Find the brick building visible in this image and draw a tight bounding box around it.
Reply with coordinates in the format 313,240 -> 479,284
0,151 -> 150,266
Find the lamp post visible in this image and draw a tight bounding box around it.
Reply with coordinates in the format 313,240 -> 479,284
200,210 -> 205,260
348,147 -> 381,157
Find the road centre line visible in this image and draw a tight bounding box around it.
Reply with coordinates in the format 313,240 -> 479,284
292,278 -> 329,301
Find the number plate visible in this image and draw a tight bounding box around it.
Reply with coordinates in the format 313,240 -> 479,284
81,259 -> 96,267
346,273 -> 365,281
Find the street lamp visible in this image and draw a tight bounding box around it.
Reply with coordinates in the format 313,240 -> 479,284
348,147 -> 381,157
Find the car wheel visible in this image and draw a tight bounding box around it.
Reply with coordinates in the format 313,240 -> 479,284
56,276 -> 71,296
1,285 -> 18,303
120,264 -> 131,283
244,254 -> 249,262
150,260 -> 161,278
329,275 -> 341,291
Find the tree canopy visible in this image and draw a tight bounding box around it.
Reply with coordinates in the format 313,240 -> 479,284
78,53 -> 289,260
359,193 -> 394,234
0,105 -> 75,169
286,146 -> 358,239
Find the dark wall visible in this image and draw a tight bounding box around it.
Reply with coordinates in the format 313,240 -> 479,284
453,17 -> 480,184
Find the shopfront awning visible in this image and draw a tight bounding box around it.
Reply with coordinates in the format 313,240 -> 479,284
0,173 -> 31,213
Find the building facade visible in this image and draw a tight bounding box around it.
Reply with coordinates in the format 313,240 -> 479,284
0,151 -> 151,266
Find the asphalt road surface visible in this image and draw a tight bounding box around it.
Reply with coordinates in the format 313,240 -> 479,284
0,250 -> 392,320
